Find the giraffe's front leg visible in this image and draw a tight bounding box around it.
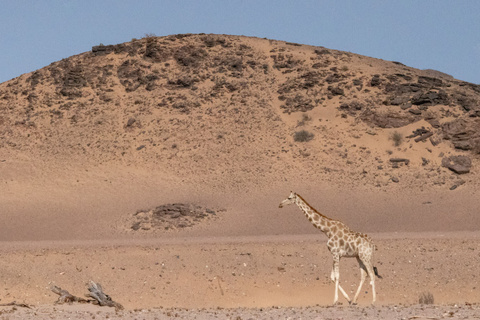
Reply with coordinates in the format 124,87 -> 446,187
330,267 -> 339,304
331,257 -> 351,305
332,262 -> 339,305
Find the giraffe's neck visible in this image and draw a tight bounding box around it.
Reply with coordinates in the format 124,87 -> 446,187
295,195 -> 334,237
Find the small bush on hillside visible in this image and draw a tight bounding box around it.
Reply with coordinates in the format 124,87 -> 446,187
297,113 -> 312,126
391,131 -> 403,147
294,130 -> 314,142
143,33 -> 157,39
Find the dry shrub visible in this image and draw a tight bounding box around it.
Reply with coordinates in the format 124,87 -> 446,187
297,113 -> 312,126
174,45 -> 208,67
143,33 -> 156,39
391,131 -> 403,146
419,291 -> 434,304
294,130 -> 314,142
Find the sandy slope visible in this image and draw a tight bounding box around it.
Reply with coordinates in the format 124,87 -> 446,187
1,163 -> 479,241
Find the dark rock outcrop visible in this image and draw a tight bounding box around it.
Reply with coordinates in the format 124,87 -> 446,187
442,155 -> 472,174
442,119 -> 480,152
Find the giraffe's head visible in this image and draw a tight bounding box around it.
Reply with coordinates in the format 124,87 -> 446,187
279,191 -> 297,208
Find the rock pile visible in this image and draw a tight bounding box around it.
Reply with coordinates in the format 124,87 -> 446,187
129,203 -> 221,232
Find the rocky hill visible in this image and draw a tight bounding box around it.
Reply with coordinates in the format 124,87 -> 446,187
1,33 -> 479,192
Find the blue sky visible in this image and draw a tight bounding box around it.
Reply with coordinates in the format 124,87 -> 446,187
1,1 -> 479,84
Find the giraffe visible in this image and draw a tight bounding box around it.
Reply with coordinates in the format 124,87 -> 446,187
278,191 -> 381,305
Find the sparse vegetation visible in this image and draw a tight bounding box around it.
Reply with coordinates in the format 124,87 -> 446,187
419,291 -> 434,305
143,33 -> 157,39
294,130 -> 314,142
280,93 -> 315,113
174,45 -> 208,67
297,113 -> 312,126
3,33 -> 480,193
391,131 -> 404,147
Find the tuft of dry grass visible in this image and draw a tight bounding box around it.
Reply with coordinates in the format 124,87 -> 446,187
390,131 -> 403,147
419,291 -> 434,305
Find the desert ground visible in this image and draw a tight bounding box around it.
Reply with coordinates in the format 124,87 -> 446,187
1,173 -> 480,319
1,34 -> 480,319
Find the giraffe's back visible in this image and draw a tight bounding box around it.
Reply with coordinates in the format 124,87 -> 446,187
327,227 -> 375,258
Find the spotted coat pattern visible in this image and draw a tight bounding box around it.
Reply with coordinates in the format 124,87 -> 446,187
279,192 -> 379,305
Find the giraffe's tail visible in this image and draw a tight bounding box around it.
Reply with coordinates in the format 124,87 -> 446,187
373,266 -> 383,279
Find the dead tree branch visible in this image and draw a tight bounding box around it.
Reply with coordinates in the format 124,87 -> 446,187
0,301 -> 32,308
50,285 -> 88,304
86,281 -> 124,310
50,281 -> 123,310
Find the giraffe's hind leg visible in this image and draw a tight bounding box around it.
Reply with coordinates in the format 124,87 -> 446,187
366,263 -> 376,304
352,257 -> 367,305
